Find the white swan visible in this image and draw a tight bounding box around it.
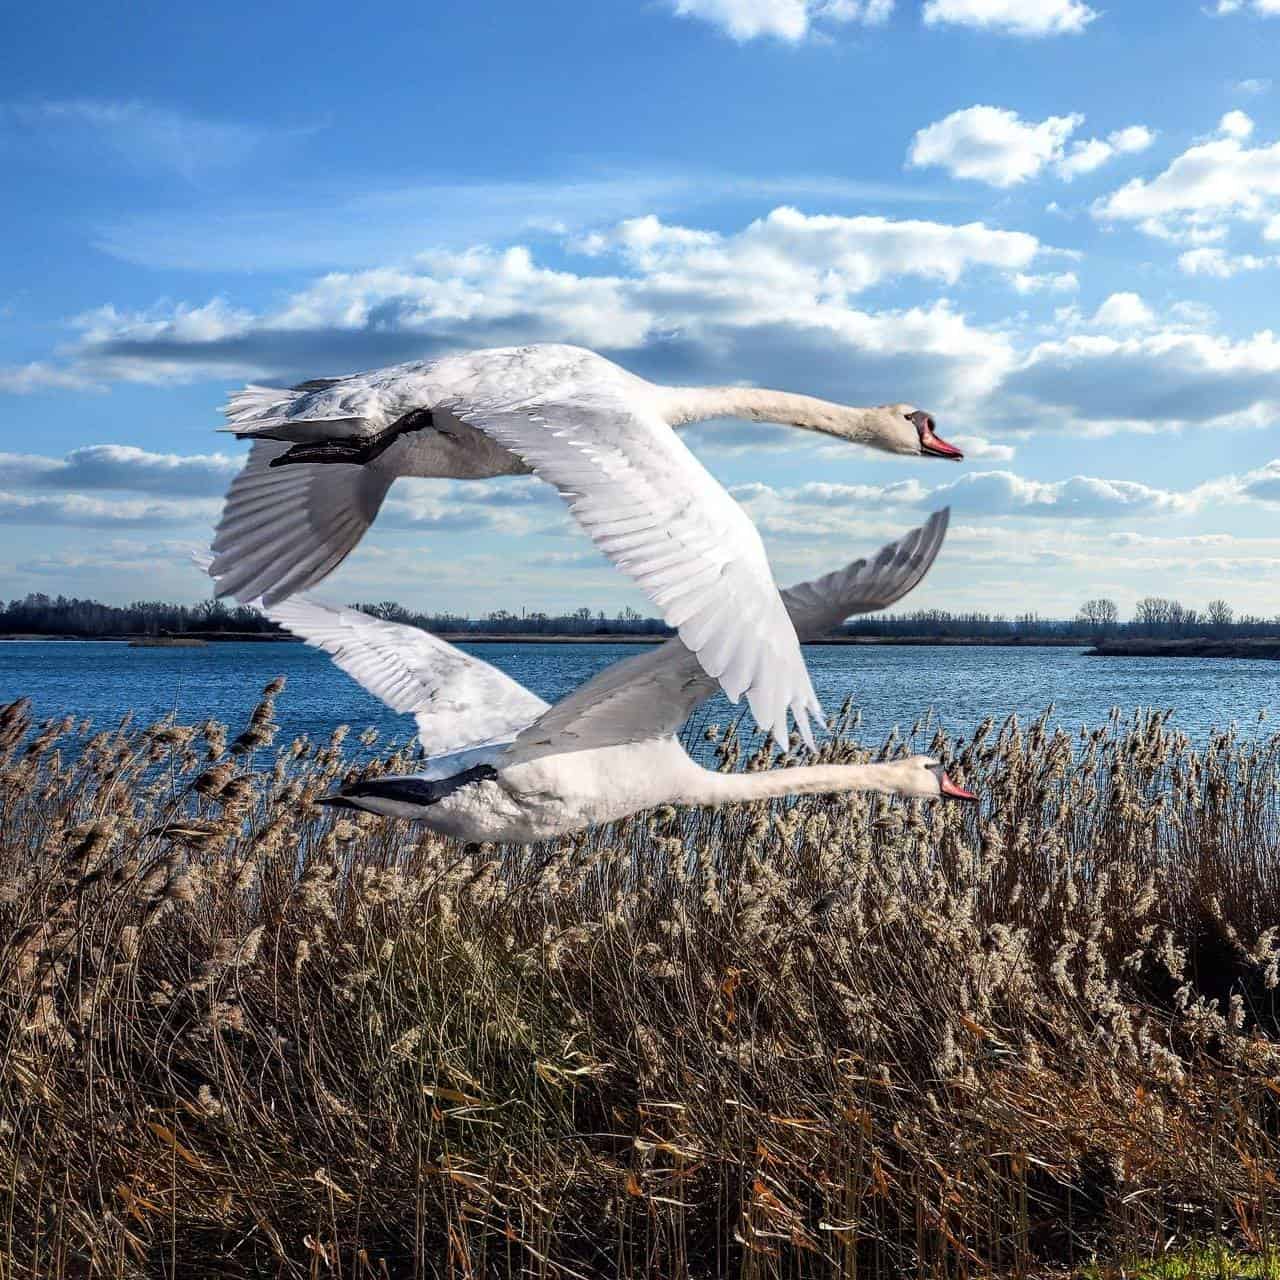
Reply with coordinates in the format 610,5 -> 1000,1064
227,508 -> 972,845
210,343 -> 964,747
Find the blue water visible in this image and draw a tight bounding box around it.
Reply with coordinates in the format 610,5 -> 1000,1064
0,640 -> 1277,754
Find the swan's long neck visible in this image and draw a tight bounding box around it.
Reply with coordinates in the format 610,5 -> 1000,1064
658,386 -> 883,444
679,762 -> 911,807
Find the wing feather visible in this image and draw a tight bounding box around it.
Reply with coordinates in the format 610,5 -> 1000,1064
259,596 -> 549,756
449,388 -> 821,748
503,509 -> 949,765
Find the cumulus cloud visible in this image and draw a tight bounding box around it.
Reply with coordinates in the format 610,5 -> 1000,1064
948,434 -> 1015,460
1057,125 -> 1156,180
1213,0 -> 1280,16
742,470 -> 1196,524
21,209 -> 1041,412
1178,246 -> 1279,277
0,445 -> 240,496
1090,292 -> 1157,330
746,454 -> 1280,528
909,107 -> 1082,187
921,0 -> 1098,37
1005,327 -> 1280,431
1094,113 -> 1280,244
908,107 -> 1151,187
668,0 -> 891,41
1012,270 -> 1079,294
0,491 -> 220,527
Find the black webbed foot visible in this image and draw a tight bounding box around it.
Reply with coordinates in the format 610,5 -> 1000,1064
269,439 -> 377,467
267,408 -> 435,469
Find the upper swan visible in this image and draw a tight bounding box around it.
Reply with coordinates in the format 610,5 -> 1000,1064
209,343 -> 965,747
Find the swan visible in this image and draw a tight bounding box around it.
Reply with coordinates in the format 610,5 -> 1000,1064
216,508 -> 973,844
209,343 -> 965,748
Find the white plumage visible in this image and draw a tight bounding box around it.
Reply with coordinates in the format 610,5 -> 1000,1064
210,343 -> 965,747
218,508 -> 969,844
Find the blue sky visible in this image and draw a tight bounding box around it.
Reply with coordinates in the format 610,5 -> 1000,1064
3,0 -> 1280,619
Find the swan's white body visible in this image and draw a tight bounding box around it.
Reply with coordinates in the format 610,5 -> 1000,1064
211,344 -> 963,748
232,509 -> 967,845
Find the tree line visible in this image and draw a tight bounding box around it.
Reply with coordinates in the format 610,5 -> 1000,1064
2,590 -> 1275,641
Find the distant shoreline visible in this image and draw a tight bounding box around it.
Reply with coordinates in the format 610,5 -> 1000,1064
2,631 -> 1088,648
9,634 -> 1280,657
1087,638 -> 1280,659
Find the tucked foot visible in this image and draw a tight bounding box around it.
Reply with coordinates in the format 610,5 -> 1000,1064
270,439 -> 379,467
268,409 -> 435,468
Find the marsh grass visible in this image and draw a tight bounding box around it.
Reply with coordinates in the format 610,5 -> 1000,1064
3,686 -> 1280,1278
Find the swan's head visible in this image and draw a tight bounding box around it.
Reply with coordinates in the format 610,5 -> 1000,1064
894,755 -> 979,802
873,406 -> 964,461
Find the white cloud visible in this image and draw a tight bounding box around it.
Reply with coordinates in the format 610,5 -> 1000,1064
1094,117 -> 1280,244
668,0 -> 891,41
921,0 -> 1097,37
1213,0 -> 1280,16
909,107 -> 1151,187
1012,270 -> 1079,294
1005,326 -> 1280,432
1178,246 -> 1279,276
0,491 -> 220,527
1057,125 -> 1156,180
0,445 -> 240,496
1091,292 -> 1157,330
26,209 -> 1043,413
909,106 -> 1082,187
1220,109 -> 1255,140
1234,78 -> 1273,96
947,434 -> 1016,460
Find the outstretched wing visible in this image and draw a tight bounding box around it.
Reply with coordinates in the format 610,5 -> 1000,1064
208,439 -> 395,606
504,509 -> 949,765
214,355 -> 820,746
449,385 -> 821,749
780,507 -> 949,638
258,594 -> 548,756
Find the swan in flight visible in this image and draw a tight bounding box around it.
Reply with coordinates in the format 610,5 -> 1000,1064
215,508 -> 972,844
210,343 -> 964,747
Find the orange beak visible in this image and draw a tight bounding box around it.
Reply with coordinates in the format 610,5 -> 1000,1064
935,768 -> 978,802
921,428 -> 964,461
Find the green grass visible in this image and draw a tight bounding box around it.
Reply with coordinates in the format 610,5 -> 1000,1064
1082,1245 -> 1280,1279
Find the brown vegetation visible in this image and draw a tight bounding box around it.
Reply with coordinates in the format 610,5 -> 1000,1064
2,687 -> 1280,1278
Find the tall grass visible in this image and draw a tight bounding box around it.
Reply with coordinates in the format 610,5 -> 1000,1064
3,685 -> 1280,1278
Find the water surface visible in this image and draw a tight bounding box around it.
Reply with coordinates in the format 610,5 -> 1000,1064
1,640 -> 1274,754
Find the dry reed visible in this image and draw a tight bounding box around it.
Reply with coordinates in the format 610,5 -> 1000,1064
2,687 -> 1280,1278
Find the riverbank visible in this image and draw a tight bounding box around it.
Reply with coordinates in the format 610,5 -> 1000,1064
1089,638 -> 1280,659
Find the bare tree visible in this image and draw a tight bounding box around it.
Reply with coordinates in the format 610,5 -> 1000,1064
1207,599 -> 1234,631
1077,598 -> 1119,633
1134,597 -> 1174,635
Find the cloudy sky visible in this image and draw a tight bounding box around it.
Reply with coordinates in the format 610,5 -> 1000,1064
3,0 -> 1280,619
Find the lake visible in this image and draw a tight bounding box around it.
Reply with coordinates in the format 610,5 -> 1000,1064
1,639 -> 1276,758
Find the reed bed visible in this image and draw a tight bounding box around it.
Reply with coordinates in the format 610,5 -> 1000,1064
2,684 -> 1280,1278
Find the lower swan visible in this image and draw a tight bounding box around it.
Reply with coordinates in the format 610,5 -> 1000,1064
211,508 -> 974,843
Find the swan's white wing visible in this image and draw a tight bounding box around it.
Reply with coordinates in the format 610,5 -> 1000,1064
209,440 -> 395,606
781,507 -> 949,640
450,387 -> 821,748
261,596 -> 549,756
504,509 -> 949,765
